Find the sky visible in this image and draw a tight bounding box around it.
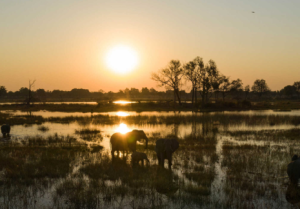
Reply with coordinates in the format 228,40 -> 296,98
1,0 -> 299,92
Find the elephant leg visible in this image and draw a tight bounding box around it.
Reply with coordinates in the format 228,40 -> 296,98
168,155 -> 173,168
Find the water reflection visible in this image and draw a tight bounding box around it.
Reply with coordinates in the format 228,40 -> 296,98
115,123 -> 131,134
1,110 -> 299,208
113,100 -> 137,104
116,111 -> 129,117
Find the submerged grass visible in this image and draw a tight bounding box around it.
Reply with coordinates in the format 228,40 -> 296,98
1,110 -> 300,208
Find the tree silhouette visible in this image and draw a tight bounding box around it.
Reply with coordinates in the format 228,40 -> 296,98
183,57 -> 203,106
0,86 -> 7,98
244,85 -> 250,99
281,85 -> 296,98
294,81 -> 300,98
152,60 -> 184,105
27,80 -> 36,105
219,75 -> 231,101
199,60 -> 219,105
251,79 -> 270,98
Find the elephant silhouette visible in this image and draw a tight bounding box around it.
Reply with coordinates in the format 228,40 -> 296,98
1,124 -> 10,138
131,151 -> 150,166
287,155 -> 300,185
110,130 -> 148,156
155,138 -> 179,169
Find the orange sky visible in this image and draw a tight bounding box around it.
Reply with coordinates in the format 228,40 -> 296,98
1,0 -> 299,92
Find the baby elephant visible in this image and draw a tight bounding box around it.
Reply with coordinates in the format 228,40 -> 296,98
1,124 -> 10,138
131,152 -> 150,166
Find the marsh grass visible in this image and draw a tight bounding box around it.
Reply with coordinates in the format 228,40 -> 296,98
75,128 -> 103,142
37,125 -> 49,132
1,110 -> 300,208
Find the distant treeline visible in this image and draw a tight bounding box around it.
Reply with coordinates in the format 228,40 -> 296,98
0,84 -> 299,103
151,57 -> 300,105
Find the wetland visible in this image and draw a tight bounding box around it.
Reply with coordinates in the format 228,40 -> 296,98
1,106 -> 300,208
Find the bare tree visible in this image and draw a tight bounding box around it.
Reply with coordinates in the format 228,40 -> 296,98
27,80 -> 36,105
251,79 -> 270,98
152,60 -> 184,105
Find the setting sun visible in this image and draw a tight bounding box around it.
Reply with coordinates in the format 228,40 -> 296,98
115,123 -> 131,134
105,45 -> 138,74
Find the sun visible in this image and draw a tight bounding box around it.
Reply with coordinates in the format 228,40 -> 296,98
105,45 -> 138,74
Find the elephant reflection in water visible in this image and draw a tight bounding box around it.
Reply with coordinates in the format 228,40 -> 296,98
155,167 -> 178,195
110,130 -> 148,157
155,138 -> 179,169
286,183 -> 300,207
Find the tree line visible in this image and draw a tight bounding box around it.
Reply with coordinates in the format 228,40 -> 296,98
152,57 -> 300,105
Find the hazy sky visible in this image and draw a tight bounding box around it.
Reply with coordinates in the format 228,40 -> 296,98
1,0 -> 299,92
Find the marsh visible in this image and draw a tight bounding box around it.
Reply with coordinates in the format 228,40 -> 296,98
0,109 -> 299,208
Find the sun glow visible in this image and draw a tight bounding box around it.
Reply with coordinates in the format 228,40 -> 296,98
116,111 -> 129,117
105,45 -> 138,74
115,123 -> 131,134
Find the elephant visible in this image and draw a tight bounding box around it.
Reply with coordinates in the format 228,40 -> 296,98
155,138 -> 179,169
287,155 -> 300,185
1,124 -> 10,138
131,151 -> 150,166
110,130 -> 148,156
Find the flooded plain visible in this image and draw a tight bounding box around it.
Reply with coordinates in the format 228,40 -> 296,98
1,110 -> 300,208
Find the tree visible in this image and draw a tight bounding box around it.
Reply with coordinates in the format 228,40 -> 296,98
219,75 -> 231,101
281,85 -> 296,98
152,60 -> 184,105
198,60 -> 219,105
230,79 -> 243,92
27,80 -> 36,105
244,85 -> 250,99
141,87 -> 150,95
183,57 -> 204,105
251,79 -> 270,98
294,81 -> 300,98
36,89 -> 46,100
0,86 -> 7,98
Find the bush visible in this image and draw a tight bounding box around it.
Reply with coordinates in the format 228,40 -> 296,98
241,100 -> 252,108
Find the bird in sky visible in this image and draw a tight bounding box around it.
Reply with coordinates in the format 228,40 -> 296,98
252,11 -> 255,13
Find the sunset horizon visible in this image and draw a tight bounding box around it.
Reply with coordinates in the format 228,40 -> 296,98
1,0 -> 300,92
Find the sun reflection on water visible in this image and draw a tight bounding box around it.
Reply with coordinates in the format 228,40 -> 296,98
113,100 -> 137,105
115,123 -> 131,134
116,111 -> 130,117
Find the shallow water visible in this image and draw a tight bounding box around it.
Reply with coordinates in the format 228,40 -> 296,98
1,110 -> 299,208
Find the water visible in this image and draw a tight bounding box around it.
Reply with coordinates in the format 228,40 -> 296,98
0,110 -> 299,208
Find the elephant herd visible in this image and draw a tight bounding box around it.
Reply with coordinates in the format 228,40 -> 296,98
110,129 -> 179,168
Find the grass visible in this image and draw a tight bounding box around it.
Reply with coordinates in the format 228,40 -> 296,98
1,110 -> 300,208
75,128 -> 103,142
37,125 -> 49,132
